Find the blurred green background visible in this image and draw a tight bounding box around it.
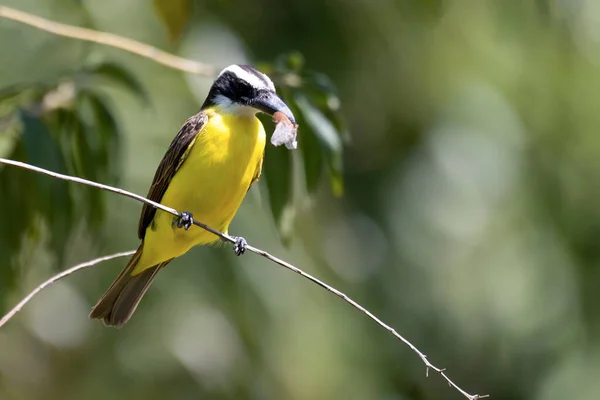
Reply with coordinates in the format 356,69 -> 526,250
2,0 -> 600,399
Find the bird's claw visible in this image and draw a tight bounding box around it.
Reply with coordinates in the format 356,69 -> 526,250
232,236 -> 247,256
176,211 -> 194,230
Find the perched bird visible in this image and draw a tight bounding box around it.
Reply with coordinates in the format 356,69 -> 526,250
89,64 -> 296,327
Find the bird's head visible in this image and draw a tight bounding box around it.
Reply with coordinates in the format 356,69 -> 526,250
202,64 -> 296,124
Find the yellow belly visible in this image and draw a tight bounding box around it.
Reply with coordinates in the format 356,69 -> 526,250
134,110 -> 265,274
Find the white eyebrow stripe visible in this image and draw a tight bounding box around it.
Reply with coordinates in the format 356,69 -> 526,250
219,65 -> 275,91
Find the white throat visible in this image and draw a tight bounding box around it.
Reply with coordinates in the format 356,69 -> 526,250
213,94 -> 258,117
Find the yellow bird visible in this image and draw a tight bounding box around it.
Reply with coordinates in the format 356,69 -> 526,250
89,64 -> 295,327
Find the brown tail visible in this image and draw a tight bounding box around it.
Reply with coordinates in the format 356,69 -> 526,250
89,244 -> 171,328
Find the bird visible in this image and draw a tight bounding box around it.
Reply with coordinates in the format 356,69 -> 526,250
89,64 -> 296,327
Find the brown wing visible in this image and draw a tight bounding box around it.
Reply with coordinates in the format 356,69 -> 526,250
137,112 -> 208,239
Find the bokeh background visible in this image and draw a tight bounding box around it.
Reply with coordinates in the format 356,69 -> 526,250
2,0 -> 600,399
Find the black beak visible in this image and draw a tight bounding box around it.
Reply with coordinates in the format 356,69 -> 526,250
252,91 -> 296,124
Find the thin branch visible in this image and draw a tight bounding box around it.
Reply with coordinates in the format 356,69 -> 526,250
0,158 -> 487,399
0,250 -> 135,328
247,246 -> 487,399
0,6 -> 217,77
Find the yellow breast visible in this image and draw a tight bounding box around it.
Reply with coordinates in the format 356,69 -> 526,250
135,109 -> 266,272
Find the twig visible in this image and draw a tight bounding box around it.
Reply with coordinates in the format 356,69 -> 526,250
0,157 -> 486,399
0,6 -> 217,77
0,250 -> 135,328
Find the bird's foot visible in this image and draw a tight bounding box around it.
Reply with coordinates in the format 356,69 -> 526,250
176,211 -> 194,230
232,236 -> 247,256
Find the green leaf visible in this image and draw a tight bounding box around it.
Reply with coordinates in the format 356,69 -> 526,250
263,140 -> 294,237
304,71 -> 338,97
18,109 -> 73,263
0,84 -> 46,105
0,143 -> 36,307
71,110 -> 96,178
74,111 -> 106,228
46,104 -> 111,231
275,52 -> 305,73
299,123 -> 324,194
89,62 -> 149,104
19,109 -> 69,186
72,93 -> 120,228
153,0 -> 191,43
0,85 -> 26,103
81,91 -> 121,184
0,114 -> 19,159
303,71 -> 350,143
294,93 -> 344,196
280,89 -> 323,194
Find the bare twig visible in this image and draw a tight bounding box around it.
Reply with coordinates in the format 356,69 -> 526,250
0,6 -> 217,77
0,250 -> 135,328
0,157 -> 486,399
